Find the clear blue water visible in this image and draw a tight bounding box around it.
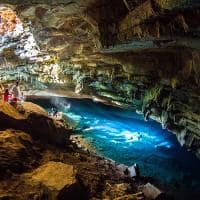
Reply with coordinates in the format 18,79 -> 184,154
29,96 -> 200,198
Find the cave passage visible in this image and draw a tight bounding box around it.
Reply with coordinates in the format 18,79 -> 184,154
29,96 -> 200,195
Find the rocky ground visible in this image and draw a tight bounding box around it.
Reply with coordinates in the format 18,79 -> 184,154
0,100 -> 170,200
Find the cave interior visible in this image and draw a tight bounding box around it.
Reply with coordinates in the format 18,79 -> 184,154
0,0 -> 200,200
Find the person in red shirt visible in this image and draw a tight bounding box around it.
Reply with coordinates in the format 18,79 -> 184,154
3,89 -> 12,102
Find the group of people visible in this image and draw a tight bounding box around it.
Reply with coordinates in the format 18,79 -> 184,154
1,81 -> 24,103
48,107 -> 63,120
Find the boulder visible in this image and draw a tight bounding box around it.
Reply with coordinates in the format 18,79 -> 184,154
26,112 -> 69,147
16,102 -> 70,147
28,161 -> 76,190
0,102 -> 71,147
16,102 -> 47,116
0,102 -> 26,131
142,183 -> 161,200
25,161 -> 87,200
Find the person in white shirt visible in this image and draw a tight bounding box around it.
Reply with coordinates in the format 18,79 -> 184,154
9,81 -> 21,101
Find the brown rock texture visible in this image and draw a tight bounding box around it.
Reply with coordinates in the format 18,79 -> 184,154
0,129 -> 39,179
0,101 -> 70,147
25,161 -> 87,200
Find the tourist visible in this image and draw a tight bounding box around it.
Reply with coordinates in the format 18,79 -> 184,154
20,92 -> 26,102
9,81 -> 21,102
50,107 -> 58,117
0,83 -> 4,93
53,108 -> 58,117
3,89 -> 12,102
0,83 -> 4,100
134,163 -> 140,178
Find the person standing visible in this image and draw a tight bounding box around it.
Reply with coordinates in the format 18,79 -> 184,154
9,81 -> 21,101
0,83 -> 4,93
3,89 -> 11,102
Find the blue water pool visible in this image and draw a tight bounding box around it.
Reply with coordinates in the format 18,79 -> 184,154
29,96 -> 200,198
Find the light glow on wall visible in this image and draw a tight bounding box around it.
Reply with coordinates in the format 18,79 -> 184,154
0,6 -> 20,34
0,6 -> 50,63
0,6 -> 64,85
